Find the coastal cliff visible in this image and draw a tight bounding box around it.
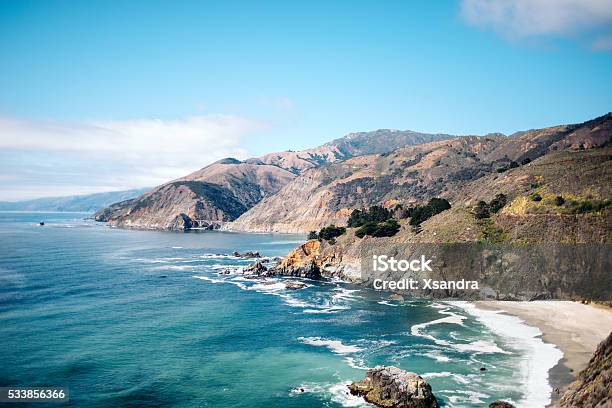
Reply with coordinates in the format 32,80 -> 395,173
559,332 -> 611,407
271,144 -> 612,300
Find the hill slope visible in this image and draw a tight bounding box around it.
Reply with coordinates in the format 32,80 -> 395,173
94,159 -> 295,230
230,113 -> 612,233
95,130 -> 455,230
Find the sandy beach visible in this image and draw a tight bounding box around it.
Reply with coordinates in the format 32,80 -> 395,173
477,301 -> 612,404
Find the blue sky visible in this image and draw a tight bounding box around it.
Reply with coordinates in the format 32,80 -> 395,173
1,0 -> 611,200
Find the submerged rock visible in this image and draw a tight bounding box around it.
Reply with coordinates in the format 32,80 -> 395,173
348,366 -> 439,408
284,280 -> 307,290
244,260 -> 268,275
233,251 -> 261,258
489,401 -> 515,408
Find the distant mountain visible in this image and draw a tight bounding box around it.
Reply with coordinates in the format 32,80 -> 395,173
94,160 -> 295,230
95,130 -> 455,230
0,188 -> 151,213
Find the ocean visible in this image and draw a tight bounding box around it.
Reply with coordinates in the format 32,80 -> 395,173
0,212 -> 561,407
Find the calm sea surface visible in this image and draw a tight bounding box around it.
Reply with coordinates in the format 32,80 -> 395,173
0,212 -> 551,407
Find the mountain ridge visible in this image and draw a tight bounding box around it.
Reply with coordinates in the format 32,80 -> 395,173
229,113 -> 612,233
94,129 -> 456,230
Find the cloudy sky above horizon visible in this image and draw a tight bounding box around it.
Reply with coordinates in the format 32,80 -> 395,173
1,0 -> 611,201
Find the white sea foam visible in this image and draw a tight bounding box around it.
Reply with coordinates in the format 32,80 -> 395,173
421,371 -> 472,385
192,274 -> 248,290
445,389 -> 491,405
200,253 -> 233,259
424,350 -> 450,362
451,301 -> 563,408
332,287 -> 360,301
302,305 -> 350,314
154,264 -> 200,271
377,300 -> 399,307
192,275 -> 224,284
290,381 -> 369,407
298,337 -> 363,355
410,305 -> 509,355
249,281 -> 287,292
171,246 -> 183,249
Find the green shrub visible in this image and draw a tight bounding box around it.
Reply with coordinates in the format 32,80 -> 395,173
571,199 -> 611,214
355,220 -> 400,238
554,196 -> 565,206
408,198 -> 451,227
317,225 -> 346,242
307,231 -> 318,240
489,193 -> 507,213
347,206 -> 392,228
509,161 -> 519,169
530,193 -> 542,202
474,200 -> 490,219
521,157 -> 531,165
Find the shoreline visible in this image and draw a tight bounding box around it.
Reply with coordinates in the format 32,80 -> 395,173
473,301 -> 612,406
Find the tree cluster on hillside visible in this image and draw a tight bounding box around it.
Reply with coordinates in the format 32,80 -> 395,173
406,198 -> 452,229
348,198 -> 452,238
308,225 -> 346,244
473,193 -> 507,219
347,206 -> 392,227
347,205 -> 400,238
355,219 -> 400,238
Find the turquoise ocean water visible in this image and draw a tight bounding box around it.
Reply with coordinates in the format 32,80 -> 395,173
0,212 -> 559,407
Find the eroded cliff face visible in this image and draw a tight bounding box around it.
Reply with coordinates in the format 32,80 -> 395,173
272,146 -> 612,301
230,113 -> 612,233
558,332 -> 611,408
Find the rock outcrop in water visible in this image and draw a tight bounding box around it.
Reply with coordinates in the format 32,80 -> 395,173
559,332 -> 612,408
348,366 -> 439,408
271,240 -> 323,279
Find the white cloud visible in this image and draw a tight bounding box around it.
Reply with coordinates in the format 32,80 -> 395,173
460,0 -> 612,49
0,115 -> 261,200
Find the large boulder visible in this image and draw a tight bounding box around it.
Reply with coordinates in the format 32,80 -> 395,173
348,366 -> 439,408
559,332 -> 611,408
271,240 -> 322,279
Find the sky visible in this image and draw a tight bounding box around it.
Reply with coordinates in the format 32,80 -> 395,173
1,0 -> 611,200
